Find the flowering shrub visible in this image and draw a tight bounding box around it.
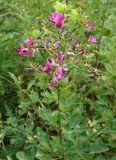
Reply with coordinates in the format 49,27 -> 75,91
0,1 -> 115,160
16,4 -> 97,89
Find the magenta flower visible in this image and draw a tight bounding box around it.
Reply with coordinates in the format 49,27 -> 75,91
57,52 -> 64,62
86,22 -> 94,30
25,38 -> 35,46
44,61 -> 52,73
16,44 -> 24,54
49,11 -> 64,28
16,44 -> 33,56
80,48 -> 87,54
88,36 -> 97,43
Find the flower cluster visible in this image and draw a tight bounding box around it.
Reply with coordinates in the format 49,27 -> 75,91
85,21 -> 97,43
42,52 -> 68,88
16,38 -> 35,56
17,11 -> 97,88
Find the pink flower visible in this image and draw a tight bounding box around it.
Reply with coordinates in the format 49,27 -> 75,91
86,22 -> 94,30
55,66 -> 68,80
49,75 -> 58,88
49,11 -> 64,28
16,44 -> 33,56
57,52 -> 64,62
25,38 -> 35,46
16,44 -> 24,54
88,36 -> 97,43
80,48 -> 87,54
55,66 -> 64,80
50,81 -> 57,88
44,61 -> 52,73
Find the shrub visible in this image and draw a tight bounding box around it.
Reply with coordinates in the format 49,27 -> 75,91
0,1 -> 115,160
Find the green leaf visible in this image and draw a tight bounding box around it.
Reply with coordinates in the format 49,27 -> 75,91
102,111 -> 112,121
29,90 -> 39,103
54,2 -> 67,13
69,112 -> 81,128
41,90 -> 57,105
31,30 -> 41,39
70,9 -> 79,21
7,117 -> 18,127
35,149 -> 52,160
38,108 -> 57,127
90,144 -> 109,153
9,72 -> 21,87
36,127 -> 50,149
27,80 -> 35,91
86,53 -> 95,58
16,151 -> 34,160
7,156 -> 12,160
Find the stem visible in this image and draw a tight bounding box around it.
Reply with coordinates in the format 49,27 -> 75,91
57,84 -> 62,144
57,85 -> 65,160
